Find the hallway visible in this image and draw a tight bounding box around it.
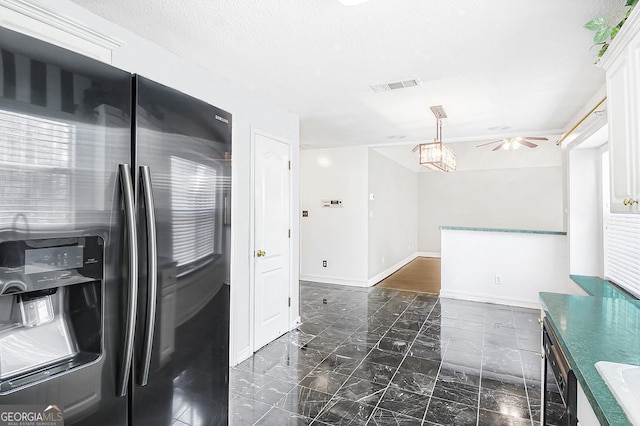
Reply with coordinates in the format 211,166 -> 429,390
375,257 -> 441,295
230,282 -> 557,425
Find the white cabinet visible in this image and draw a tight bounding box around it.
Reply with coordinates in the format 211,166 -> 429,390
605,54 -> 638,213
599,8 -> 640,213
577,380 -> 600,426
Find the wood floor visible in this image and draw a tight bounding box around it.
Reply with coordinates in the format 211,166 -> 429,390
374,257 -> 441,294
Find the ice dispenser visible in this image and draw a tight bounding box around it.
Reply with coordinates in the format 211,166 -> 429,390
0,237 -> 103,392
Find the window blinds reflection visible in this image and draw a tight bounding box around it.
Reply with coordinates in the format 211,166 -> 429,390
0,109 -> 74,228
170,156 -> 217,268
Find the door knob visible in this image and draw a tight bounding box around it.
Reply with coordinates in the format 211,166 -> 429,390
256,249 -> 266,257
623,198 -> 638,206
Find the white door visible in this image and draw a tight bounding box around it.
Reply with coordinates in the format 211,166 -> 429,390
253,133 -> 290,351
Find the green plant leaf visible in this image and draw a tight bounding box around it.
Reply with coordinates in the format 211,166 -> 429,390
611,26 -> 621,39
586,3 -> 636,60
584,17 -> 606,30
594,26 -> 613,44
598,44 -> 609,57
584,17 -> 607,31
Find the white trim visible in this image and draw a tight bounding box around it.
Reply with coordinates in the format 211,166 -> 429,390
300,274 -> 370,287
417,251 -> 441,258
232,347 -> 253,366
228,123 -> 236,367
0,0 -> 122,63
563,112 -> 608,151
301,252 -> 439,288
439,289 -> 540,310
248,129 -> 256,356
367,253 -> 418,286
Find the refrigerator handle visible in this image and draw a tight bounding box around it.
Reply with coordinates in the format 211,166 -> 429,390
138,165 -> 157,386
118,164 -> 138,397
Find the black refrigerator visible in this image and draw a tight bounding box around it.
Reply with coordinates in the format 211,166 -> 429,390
0,27 -> 231,425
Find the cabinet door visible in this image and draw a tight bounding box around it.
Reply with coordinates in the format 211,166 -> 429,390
576,381 -> 600,426
606,52 -> 638,213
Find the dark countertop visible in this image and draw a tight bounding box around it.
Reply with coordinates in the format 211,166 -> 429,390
539,276 -> 640,426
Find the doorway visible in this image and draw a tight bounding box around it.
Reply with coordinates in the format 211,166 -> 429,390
251,131 -> 292,352
375,257 -> 441,294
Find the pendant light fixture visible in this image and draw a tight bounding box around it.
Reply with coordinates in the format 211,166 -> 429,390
419,105 -> 456,172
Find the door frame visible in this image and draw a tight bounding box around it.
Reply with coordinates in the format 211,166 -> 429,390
249,128 -> 293,354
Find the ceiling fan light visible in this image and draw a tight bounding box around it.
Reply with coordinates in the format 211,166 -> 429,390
512,141 -> 521,149
502,142 -> 510,150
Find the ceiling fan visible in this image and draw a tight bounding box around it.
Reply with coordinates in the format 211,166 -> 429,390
476,136 -> 548,151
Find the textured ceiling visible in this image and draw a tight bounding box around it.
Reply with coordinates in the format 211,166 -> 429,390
70,0 -> 626,148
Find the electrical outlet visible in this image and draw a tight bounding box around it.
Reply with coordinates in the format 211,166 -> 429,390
495,274 -> 503,285
322,260 -> 327,267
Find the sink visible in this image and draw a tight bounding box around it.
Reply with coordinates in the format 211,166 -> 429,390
595,361 -> 640,425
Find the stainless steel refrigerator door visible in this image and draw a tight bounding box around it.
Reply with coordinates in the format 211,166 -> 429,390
132,76 -> 231,425
0,28 -> 132,425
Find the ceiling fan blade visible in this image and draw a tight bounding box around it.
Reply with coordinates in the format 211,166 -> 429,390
411,144 -> 420,152
519,140 -> 538,148
522,137 -> 548,141
476,140 -> 502,147
492,142 -> 505,151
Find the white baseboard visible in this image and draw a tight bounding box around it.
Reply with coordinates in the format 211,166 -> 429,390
301,252 -> 436,288
367,253 -> 418,286
291,316 -> 302,328
299,275 -> 369,287
439,289 -> 540,310
417,251 -> 441,258
231,347 -> 253,366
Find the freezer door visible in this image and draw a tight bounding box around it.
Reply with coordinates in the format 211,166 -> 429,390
132,76 -> 231,425
0,28 -> 132,425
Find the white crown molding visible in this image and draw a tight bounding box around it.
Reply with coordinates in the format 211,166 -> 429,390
0,0 -> 122,63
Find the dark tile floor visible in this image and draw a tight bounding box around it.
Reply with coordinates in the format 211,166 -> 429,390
230,282 -> 558,425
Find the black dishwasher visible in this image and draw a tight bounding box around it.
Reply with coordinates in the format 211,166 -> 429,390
542,318 -> 577,426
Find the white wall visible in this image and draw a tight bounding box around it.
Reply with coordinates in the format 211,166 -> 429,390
568,148 -> 604,276
300,147 -> 369,286
417,140 -> 564,254
441,229 -> 572,308
17,0 -> 300,365
301,140 -> 565,286
367,149 -> 418,281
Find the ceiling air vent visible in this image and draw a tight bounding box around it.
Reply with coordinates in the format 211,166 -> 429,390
370,79 -> 420,93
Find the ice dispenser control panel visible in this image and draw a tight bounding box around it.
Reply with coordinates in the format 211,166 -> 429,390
24,246 -> 84,274
0,237 -> 103,295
